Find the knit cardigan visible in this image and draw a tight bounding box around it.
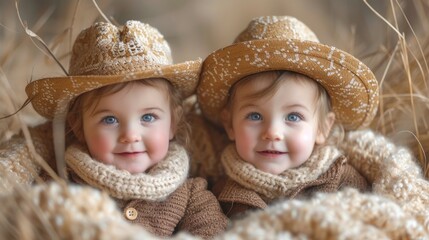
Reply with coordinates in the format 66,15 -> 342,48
0,122 -> 227,239
214,144 -> 368,218
65,143 -> 227,238
2,125 -> 429,239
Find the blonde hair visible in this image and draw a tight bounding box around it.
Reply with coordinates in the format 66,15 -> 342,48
225,70 -> 343,142
66,79 -> 189,148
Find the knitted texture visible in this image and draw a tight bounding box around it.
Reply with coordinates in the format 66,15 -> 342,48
216,158 -> 369,218
66,142 -> 189,201
113,177 -> 227,238
340,129 -> 429,229
0,182 -> 199,240
0,123 -> 227,239
2,125 -> 429,238
1,184 -> 428,239
0,136 -> 40,192
221,188 -> 427,240
0,122 -> 53,192
187,111 -> 229,185
221,143 -> 341,199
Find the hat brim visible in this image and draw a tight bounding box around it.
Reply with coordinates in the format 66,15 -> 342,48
197,39 -> 379,130
26,59 -> 201,120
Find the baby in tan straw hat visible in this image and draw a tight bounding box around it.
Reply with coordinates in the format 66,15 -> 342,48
197,16 -> 379,218
2,20 -> 227,237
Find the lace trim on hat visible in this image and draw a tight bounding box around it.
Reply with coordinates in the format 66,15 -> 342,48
221,143 -> 341,200
66,142 -> 189,201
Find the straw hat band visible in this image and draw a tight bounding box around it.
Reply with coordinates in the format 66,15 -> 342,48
198,39 -> 378,130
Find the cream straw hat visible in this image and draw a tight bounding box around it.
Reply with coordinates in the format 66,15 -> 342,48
197,16 -> 379,130
26,20 -> 201,120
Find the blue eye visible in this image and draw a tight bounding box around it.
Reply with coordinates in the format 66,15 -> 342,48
102,116 -> 118,125
287,113 -> 302,122
141,114 -> 156,123
246,112 -> 262,121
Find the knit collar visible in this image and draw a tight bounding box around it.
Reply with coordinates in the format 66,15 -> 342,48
66,142 -> 189,201
221,143 -> 341,200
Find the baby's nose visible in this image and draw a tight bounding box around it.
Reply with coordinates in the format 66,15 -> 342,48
119,125 -> 142,143
262,123 -> 284,141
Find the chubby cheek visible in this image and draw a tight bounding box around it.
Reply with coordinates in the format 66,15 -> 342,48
85,132 -> 114,164
145,131 -> 171,162
233,126 -> 256,162
287,130 -> 316,161
235,140 -> 252,162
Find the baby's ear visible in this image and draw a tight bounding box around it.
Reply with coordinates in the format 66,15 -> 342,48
315,112 -> 335,145
221,108 -> 235,141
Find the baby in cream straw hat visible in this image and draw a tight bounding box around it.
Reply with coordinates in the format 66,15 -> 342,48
197,16 -> 379,218
2,20 -> 227,237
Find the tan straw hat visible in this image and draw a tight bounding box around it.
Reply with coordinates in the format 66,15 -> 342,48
197,16 -> 379,130
26,20 -> 201,120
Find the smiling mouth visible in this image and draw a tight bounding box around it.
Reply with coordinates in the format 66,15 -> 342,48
257,150 -> 287,157
116,152 -> 144,158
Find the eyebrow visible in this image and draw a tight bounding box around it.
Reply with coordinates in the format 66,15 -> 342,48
90,107 -> 166,116
237,102 -> 257,111
237,102 -> 311,112
284,104 -> 311,112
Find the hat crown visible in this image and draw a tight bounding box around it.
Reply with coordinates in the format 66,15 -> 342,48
69,21 -> 173,75
234,16 -> 319,44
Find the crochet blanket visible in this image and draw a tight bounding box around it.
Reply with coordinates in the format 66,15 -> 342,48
1,129 -> 429,239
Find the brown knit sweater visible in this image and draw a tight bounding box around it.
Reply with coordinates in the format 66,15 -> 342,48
2,129 -> 429,239
214,144 -> 369,218
0,122 -> 227,239
66,143 -> 227,238
9,116 -> 429,239
114,178 -> 226,237
68,171 -> 227,238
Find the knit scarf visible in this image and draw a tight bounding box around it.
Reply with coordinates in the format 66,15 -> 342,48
221,143 -> 341,200
65,142 -> 189,201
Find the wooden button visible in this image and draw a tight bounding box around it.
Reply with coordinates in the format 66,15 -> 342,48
124,207 -> 138,220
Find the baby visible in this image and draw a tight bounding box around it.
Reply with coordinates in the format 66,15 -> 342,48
197,16 -> 379,218
7,20 -> 227,237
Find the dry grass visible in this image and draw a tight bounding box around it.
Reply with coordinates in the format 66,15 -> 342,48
0,0 -> 429,238
366,0 -> 429,175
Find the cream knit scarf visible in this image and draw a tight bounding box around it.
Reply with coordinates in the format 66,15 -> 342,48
65,142 -> 189,201
222,143 -> 342,200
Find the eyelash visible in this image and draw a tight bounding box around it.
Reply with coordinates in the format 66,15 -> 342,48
287,112 -> 304,122
141,113 -> 158,123
245,112 -> 262,121
99,113 -> 159,125
244,112 -> 305,122
101,116 -> 118,125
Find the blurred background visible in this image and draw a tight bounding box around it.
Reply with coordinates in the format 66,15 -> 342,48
1,0 -> 422,77
1,0 -> 429,173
